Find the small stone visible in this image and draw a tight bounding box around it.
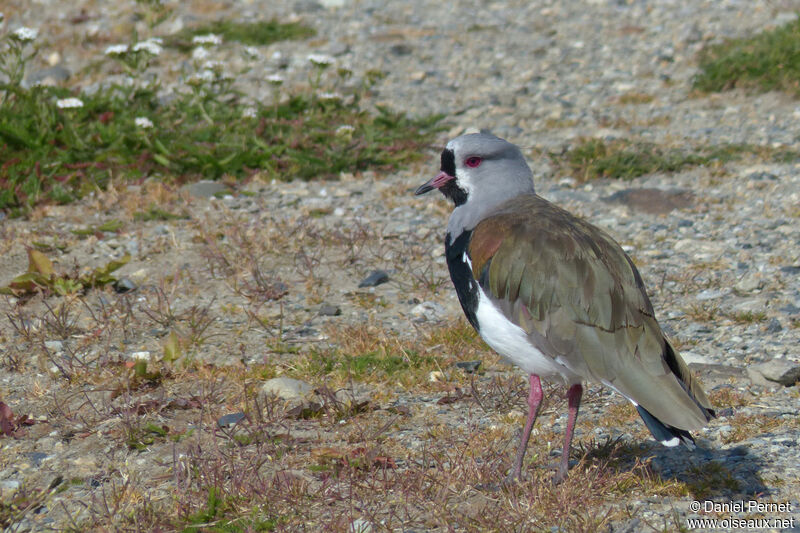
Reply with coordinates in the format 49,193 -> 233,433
765,318 -> 782,333
602,187 -> 693,215
695,288 -> 727,301
181,180 -> 229,198
319,303 -> 341,316
358,270 -> 390,287
748,360 -> 800,387
0,480 -> 21,498
390,43 -> 413,56
410,301 -> 447,321
428,371 -> 444,382
24,452 -> 50,467
454,360 -> 481,373
293,0 -> 322,11
114,277 -> 137,293
44,340 -> 63,352
217,412 -> 246,428
26,65 -> 71,86
261,377 -> 314,400
734,272 -> 763,292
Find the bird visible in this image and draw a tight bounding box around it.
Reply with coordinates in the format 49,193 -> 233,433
414,133 -> 715,483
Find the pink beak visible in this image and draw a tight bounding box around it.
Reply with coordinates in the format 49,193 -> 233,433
414,171 -> 454,195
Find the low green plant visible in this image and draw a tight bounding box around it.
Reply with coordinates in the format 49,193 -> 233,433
0,248 -> 129,297
694,17 -> 800,96
555,138 -> 798,181
166,19 -> 315,51
0,24 -> 442,212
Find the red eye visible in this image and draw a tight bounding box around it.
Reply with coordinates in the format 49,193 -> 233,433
465,156 -> 482,168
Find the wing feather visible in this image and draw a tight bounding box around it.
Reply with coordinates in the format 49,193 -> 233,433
469,195 -> 713,431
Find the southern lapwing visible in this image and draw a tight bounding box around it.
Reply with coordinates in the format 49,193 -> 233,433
415,133 -> 714,483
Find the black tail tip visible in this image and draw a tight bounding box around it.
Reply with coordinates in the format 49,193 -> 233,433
636,405 -> 696,448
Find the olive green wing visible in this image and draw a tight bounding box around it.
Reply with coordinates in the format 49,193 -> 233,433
470,195 -> 712,431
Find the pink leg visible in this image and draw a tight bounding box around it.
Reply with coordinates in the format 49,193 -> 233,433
554,383 -> 583,484
508,374 -> 543,482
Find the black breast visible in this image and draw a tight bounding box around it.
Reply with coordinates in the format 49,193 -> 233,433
445,230 -> 480,331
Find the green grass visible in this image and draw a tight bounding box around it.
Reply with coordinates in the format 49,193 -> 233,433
555,138 -> 799,181
0,81 -> 441,212
133,205 -> 188,221
300,349 -> 436,381
694,17 -> 800,96
0,20 -> 442,213
166,19 -> 315,51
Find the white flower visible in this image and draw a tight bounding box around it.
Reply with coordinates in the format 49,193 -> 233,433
12,27 -> 38,42
335,125 -> 355,136
135,117 -> 154,129
243,46 -> 261,59
132,39 -> 162,55
266,74 -> 284,85
104,44 -> 129,56
318,91 -> 342,101
307,54 -> 334,67
56,97 -> 83,109
201,60 -> 223,71
191,46 -> 210,60
192,33 -> 222,46
242,107 -> 257,119
188,69 -> 216,84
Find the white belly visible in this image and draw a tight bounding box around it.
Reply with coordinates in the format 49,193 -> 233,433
475,287 -> 581,383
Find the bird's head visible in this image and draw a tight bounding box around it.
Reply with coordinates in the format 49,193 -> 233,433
415,133 -> 535,208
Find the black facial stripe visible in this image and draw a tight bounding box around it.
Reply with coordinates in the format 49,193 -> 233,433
440,148 -> 456,177
440,180 -> 467,206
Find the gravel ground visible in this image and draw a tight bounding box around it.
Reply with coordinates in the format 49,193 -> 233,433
1,0 -> 799,531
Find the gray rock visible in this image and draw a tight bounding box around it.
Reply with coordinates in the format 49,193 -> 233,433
0,479 -> 21,498
454,360 -> 481,373
44,340 -> 63,352
734,272 -> 763,292
24,452 -> 49,467
294,0 -> 323,11
602,188 -> 693,215
765,318 -> 782,333
319,303 -> 341,316
358,270 -> 390,287
217,412 -> 246,428
410,301 -> 446,321
26,65 -> 71,86
747,360 -> 800,387
181,180 -> 229,198
114,277 -> 137,293
261,377 -> 314,400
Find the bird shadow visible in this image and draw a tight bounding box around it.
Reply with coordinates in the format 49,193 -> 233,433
577,436 -> 768,500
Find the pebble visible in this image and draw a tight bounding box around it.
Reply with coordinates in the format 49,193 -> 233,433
113,277 -> 137,293
748,360 -> 800,387
217,412 -> 246,428
318,303 -> 342,316
358,270 -> 390,287
261,377 -> 314,400
181,180 -> 229,198
410,301 -> 447,321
